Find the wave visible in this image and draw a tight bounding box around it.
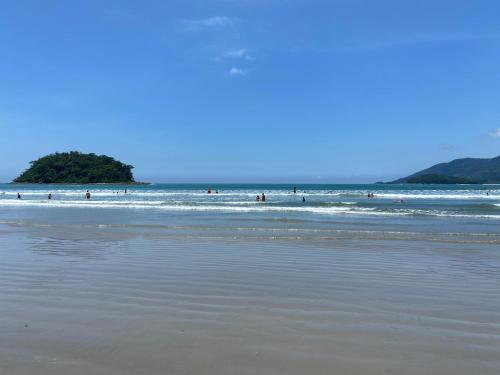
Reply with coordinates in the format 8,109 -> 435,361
1,199 -> 500,219
372,193 -> 499,200
2,189 -> 498,200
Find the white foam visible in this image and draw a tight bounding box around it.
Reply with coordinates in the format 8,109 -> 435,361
373,193 -> 499,200
3,188 -> 498,200
1,199 -> 500,219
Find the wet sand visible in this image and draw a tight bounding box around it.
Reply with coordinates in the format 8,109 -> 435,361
1,218 -> 499,375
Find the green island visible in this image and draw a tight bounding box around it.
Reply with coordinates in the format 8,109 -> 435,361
13,151 -> 141,184
391,155 -> 500,184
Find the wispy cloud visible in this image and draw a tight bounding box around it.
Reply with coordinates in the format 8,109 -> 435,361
224,48 -> 252,60
489,128 -> 500,138
228,67 -> 247,76
440,143 -> 456,151
180,16 -> 235,32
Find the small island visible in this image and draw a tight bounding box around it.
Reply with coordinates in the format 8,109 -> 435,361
14,151 -> 140,184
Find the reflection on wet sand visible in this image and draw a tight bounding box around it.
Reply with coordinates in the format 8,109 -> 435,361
1,222 -> 499,375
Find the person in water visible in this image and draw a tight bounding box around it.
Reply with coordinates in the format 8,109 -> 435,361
48,193 -> 52,200
261,193 -> 266,202
207,187 -> 211,194
256,195 -> 260,202
302,196 -> 306,203
17,193 -> 21,199
293,186 -> 297,194
85,190 -> 91,200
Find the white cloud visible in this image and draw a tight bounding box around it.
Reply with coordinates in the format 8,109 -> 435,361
180,16 -> 235,32
490,128 -> 500,138
224,48 -> 252,60
228,67 -> 247,76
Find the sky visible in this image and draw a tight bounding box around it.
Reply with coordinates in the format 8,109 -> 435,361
1,0 -> 500,182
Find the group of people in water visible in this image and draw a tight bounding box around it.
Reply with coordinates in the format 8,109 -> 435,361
13,189 -> 130,201
207,186 -> 307,203
83,189 -> 127,200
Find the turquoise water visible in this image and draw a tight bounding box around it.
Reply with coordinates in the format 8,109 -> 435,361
1,183 -> 499,242
1,183 -> 499,219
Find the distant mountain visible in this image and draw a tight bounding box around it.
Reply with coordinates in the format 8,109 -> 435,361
14,151 -> 137,184
392,156 -> 500,184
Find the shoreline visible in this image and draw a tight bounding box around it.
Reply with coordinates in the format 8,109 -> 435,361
1,223 -> 499,375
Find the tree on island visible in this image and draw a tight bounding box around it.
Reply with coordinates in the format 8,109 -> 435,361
14,151 -> 136,184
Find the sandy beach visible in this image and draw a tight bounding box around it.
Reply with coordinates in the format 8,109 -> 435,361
1,187 -> 499,374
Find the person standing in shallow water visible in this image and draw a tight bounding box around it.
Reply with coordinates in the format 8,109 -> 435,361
48,193 -> 52,200
302,196 -> 306,203
85,190 -> 91,200
293,186 -> 297,194
261,193 -> 266,202
17,193 -> 21,199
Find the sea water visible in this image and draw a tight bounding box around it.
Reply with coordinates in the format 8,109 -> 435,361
1,183 -> 499,374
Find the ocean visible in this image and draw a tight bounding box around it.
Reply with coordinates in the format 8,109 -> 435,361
1,183 -> 500,242
1,183 -> 499,374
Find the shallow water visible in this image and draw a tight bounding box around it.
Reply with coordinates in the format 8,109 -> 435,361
2,183 -> 500,220
1,184 -> 499,374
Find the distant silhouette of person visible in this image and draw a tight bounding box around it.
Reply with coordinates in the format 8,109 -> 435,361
256,195 -> 260,202
17,193 -> 21,199
216,189 -> 219,194
207,187 -> 211,194
85,190 -> 91,200
261,193 -> 266,202
125,189 -> 127,194
48,193 -> 52,200
302,196 -> 306,203
293,186 -> 297,194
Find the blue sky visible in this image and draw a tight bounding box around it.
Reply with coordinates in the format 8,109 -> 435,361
1,0 -> 499,182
